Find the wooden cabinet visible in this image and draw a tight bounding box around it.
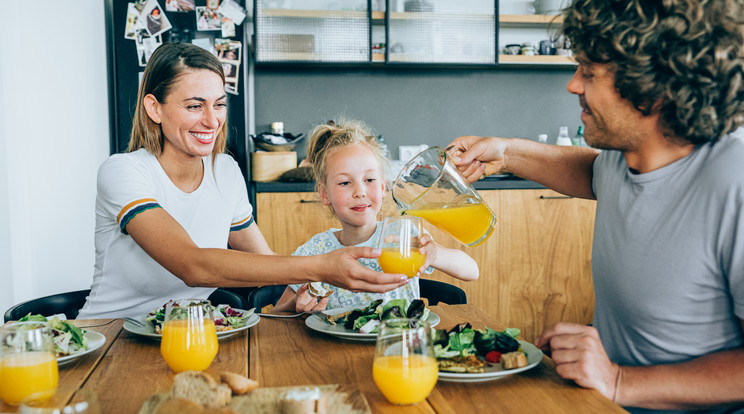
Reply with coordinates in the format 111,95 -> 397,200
256,188 -> 595,342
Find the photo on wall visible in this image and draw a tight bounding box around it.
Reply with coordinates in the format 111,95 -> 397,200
196,6 -> 221,31
215,39 -> 241,63
142,0 -> 172,37
165,0 -> 196,12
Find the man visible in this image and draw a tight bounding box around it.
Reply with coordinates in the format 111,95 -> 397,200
448,0 -> 744,412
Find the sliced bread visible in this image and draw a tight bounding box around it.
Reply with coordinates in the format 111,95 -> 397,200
171,371 -> 232,408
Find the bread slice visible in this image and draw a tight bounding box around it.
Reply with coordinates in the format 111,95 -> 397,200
280,387 -> 327,414
220,372 -> 258,395
501,351 -> 528,370
171,371 -> 232,408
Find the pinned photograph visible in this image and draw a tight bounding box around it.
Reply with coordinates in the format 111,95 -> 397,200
218,0 -> 246,25
135,29 -> 163,67
196,6 -> 221,31
215,39 -> 241,63
124,3 -> 141,40
221,17 -> 235,38
207,0 -> 220,9
165,0 -> 195,12
142,0 -> 172,37
222,62 -> 239,80
225,78 -> 239,95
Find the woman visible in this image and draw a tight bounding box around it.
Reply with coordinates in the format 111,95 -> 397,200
77,43 -> 406,319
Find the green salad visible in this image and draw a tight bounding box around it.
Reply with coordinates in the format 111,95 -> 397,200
432,322 -> 520,359
145,303 -> 253,334
324,298 -> 430,334
18,313 -> 88,357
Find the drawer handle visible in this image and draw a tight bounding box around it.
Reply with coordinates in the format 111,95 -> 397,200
300,199 -> 321,203
539,195 -> 574,200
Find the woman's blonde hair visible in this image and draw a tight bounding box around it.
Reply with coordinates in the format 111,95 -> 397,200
305,119 -> 389,188
128,43 -> 228,158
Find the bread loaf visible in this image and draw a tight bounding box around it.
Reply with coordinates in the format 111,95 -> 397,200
220,372 -> 259,395
153,397 -> 204,414
280,387 -> 327,414
171,371 -> 232,408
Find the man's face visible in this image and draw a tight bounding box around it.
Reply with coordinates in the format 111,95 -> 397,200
566,58 -> 652,152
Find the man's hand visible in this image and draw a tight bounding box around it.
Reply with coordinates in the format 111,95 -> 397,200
535,322 -> 621,401
446,136 -> 509,183
318,247 -> 408,293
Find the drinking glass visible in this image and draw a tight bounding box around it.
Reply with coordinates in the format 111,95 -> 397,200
160,299 -> 218,373
0,321 -> 59,405
372,318 -> 438,405
376,216 -> 426,278
20,390 -> 101,414
392,146 -> 496,247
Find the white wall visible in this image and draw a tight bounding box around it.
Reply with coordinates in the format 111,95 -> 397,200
0,1 -> 110,315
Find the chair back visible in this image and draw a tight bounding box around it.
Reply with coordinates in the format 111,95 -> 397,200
419,279 -> 467,306
4,290 -> 90,323
208,288 -> 249,310
246,285 -> 288,312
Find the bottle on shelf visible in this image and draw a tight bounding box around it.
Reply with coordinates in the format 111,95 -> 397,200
555,126 -> 572,146
573,126 -> 586,147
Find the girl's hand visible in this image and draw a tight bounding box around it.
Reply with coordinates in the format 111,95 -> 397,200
418,234 -> 437,274
295,283 -> 329,313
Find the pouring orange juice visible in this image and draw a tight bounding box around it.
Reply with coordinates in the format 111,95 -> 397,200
392,147 -> 496,247
0,322 -> 59,405
160,300 -> 218,373
376,216 -> 426,278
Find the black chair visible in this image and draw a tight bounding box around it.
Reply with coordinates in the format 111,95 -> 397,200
246,285 -> 288,312
420,279 -> 467,306
3,288 -> 248,323
4,289 -> 90,323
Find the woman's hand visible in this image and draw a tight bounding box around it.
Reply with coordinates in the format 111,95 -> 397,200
294,283 -> 329,313
447,136 -> 509,183
535,322 -> 621,401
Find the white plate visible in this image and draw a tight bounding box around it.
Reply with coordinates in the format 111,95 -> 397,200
57,331 -> 106,366
122,309 -> 259,341
437,340 -> 543,382
305,307 -> 440,342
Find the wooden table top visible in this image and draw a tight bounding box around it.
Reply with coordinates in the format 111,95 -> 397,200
0,304 -> 627,413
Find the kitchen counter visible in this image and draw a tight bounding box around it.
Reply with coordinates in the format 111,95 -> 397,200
253,174 -> 546,193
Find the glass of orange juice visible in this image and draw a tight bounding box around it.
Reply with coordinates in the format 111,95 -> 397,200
372,318 -> 438,405
376,216 -> 427,278
392,146 -> 496,247
160,299 -> 218,373
0,321 -> 59,405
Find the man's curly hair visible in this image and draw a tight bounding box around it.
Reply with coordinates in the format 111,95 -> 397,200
562,0 -> 744,144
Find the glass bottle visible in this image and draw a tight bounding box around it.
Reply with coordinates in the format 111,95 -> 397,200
574,126 -> 586,147
555,126 -> 572,146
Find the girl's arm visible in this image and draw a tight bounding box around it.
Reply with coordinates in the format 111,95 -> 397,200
418,235 -> 479,281
273,285 -> 329,313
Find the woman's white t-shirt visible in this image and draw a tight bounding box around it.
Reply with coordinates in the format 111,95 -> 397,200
77,149 -> 253,319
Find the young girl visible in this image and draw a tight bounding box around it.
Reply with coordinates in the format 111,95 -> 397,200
273,120 -> 479,313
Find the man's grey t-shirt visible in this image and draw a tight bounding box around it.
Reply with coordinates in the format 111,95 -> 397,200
591,134 -> 744,413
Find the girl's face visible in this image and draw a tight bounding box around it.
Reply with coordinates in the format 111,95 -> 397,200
319,143 -> 385,230
146,69 -> 226,160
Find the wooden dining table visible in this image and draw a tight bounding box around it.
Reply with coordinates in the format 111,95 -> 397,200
0,303 -> 628,413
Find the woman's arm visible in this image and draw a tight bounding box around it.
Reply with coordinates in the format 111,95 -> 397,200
227,222 -> 274,255
125,207 -> 408,292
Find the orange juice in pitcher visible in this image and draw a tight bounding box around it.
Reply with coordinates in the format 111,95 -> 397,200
392,147 -> 496,247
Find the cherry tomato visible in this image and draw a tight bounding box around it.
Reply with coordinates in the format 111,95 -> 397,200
485,351 -> 501,364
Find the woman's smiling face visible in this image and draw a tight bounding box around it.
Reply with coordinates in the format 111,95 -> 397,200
151,69 -> 227,159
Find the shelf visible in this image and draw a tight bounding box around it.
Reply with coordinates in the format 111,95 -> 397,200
499,14 -> 563,24
389,54 -> 495,64
372,54 -> 385,62
498,55 -> 575,65
388,11 -> 493,21
260,9 -> 369,19
257,51 -> 371,63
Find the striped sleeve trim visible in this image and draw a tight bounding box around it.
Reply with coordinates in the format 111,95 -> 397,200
117,198 -> 161,235
230,215 -> 254,232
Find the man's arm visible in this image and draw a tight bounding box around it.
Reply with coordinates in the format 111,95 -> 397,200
536,321 -> 744,411
448,136 -> 600,200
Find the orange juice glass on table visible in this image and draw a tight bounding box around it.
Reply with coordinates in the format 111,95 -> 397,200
376,216 -> 426,278
392,146 -> 496,247
373,318 -> 438,405
160,299 -> 218,373
0,321 -> 59,405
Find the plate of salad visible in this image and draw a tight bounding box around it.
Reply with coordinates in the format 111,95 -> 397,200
122,304 -> 258,340
17,314 -> 106,366
304,298 -> 440,342
433,323 -> 543,382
